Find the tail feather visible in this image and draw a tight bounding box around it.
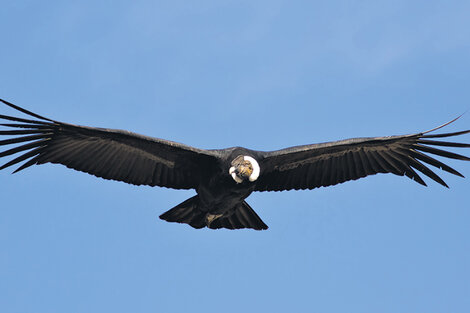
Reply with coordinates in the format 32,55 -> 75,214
209,201 -> 268,230
159,196 -> 268,230
159,196 -> 206,229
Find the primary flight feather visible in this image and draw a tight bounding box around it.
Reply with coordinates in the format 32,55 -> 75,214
1,98 -> 469,230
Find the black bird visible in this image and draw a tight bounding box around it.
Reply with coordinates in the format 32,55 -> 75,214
1,98 -> 469,230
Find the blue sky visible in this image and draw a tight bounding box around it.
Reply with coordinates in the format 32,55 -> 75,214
1,1 -> 470,312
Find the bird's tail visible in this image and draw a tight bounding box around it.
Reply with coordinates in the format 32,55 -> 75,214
159,196 -> 268,230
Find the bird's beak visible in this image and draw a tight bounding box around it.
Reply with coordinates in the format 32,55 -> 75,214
237,164 -> 253,179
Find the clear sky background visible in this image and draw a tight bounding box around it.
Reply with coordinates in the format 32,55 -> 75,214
1,1 -> 469,312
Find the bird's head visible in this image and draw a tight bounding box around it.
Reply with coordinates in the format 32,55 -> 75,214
229,155 -> 260,184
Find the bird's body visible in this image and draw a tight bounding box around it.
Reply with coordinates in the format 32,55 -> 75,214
1,98 -> 469,230
198,149 -> 256,214
163,147 -> 267,229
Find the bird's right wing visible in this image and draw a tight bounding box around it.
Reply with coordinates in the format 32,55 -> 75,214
0,99 -> 219,189
255,119 -> 470,192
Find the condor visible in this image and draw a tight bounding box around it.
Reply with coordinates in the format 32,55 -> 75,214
1,98 -> 469,230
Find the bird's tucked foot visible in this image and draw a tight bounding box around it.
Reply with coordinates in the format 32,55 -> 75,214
205,213 -> 223,227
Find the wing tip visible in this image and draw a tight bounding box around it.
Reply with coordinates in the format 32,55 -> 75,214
421,112 -> 467,135
0,98 -> 54,122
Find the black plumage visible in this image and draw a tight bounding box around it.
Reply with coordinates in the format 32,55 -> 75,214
1,98 -> 469,230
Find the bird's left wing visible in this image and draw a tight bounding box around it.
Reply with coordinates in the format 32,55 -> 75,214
0,99 -> 218,189
255,119 -> 470,192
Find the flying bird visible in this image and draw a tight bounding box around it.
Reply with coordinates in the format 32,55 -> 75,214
1,98 -> 469,230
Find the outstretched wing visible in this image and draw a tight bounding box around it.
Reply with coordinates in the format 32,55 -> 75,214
0,99 -> 218,189
255,119 -> 470,192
